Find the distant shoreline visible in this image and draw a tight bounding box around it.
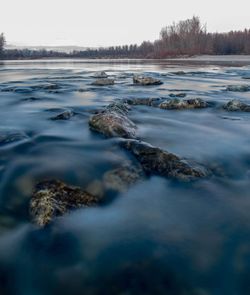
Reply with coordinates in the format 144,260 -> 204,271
1,55 -> 250,67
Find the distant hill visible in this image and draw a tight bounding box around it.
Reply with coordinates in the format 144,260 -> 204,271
5,44 -> 93,53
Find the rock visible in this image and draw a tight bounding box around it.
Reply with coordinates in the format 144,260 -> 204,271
170,71 -> 186,76
220,116 -> 242,121
105,101 -> 130,115
103,164 -> 144,193
50,110 -> 75,120
89,102 -> 137,138
169,93 -> 187,98
123,97 -> 163,107
91,78 -> 114,86
1,86 -> 33,93
0,131 -> 29,146
133,75 -> 163,86
122,139 -> 209,181
32,83 -> 59,90
226,85 -> 250,92
14,87 -> 33,93
30,180 -> 98,226
21,96 -> 40,102
223,100 -> 250,112
92,71 -> 108,78
159,98 -> 208,110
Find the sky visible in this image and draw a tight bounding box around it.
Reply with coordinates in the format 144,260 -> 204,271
1,0 -> 250,47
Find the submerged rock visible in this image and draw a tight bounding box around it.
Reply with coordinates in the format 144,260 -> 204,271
92,71 -> 108,78
226,85 -> 250,92
91,78 -> 114,86
170,71 -> 186,76
223,100 -> 250,112
50,110 -> 75,120
0,131 -> 29,146
133,75 -> 163,86
122,139 -> 209,181
159,98 -> 208,110
89,102 -> 137,138
169,93 -> 187,98
103,163 -> 144,193
30,180 -> 98,226
1,86 -> 33,93
32,83 -> 59,91
123,97 -> 163,107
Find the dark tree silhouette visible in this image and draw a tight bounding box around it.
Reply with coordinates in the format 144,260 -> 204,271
0,33 -> 6,57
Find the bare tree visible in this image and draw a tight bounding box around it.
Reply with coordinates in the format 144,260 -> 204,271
0,33 -> 6,57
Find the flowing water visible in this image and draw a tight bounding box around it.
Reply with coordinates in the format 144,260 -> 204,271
0,58 -> 250,295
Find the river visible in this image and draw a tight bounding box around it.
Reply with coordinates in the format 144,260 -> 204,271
0,58 -> 250,295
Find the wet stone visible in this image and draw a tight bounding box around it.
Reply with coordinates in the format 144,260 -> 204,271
91,78 -> 115,86
226,85 -> 250,92
122,139 -> 209,181
92,71 -> 108,78
103,163 -> 144,193
30,180 -> 98,226
89,102 -> 137,138
169,93 -> 187,98
31,83 -> 59,91
1,86 -> 33,93
50,110 -> 75,120
21,96 -> 41,102
159,98 -> 208,110
133,75 -> 163,86
223,100 -> 250,112
123,97 -> 163,107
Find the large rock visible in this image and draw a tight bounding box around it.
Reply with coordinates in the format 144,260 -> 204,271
226,85 -> 250,92
223,100 -> 250,112
122,139 -> 209,181
133,75 -> 163,86
89,102 -> 137,138
30,180 -> 98,226
159,98 -> 208,110
91,78 -> 114,86
92,71 -> 108,78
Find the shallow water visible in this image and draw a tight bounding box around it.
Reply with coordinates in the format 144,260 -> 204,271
0,58 -> 250,295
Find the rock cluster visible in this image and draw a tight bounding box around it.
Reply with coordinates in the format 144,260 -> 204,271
89,102 -> 209,182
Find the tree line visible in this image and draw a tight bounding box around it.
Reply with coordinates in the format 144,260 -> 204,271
1,16 -> 250,59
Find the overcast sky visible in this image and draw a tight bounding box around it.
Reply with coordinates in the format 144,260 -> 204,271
1,0 -> 249,47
